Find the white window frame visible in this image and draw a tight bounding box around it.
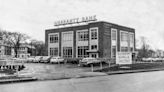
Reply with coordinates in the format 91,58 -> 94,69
129,32 -> 135,52
62,47 -> 73,58
61,31 -> 74,58
49,47 -> 59,56
76,29 -> 89,41
77,46 -> 89,58
111,28 -> 117,58
89,27 -> 99,51
62,31 -> 73,42
48,33 -> 59,56
120,31 -> 129,52
76,29 -> 89,58
89,27 -> 98,40
48,33 -> 59,44
91,45 -> 98,50
90,53 -> 98,58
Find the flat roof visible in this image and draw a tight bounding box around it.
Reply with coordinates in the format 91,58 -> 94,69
46,21 -> 135,31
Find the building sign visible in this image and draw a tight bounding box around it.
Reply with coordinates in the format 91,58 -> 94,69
54,15 -> 97,26
116,52 -> 132,65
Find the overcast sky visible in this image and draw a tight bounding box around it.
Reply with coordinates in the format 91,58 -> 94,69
0,0 -> 164,50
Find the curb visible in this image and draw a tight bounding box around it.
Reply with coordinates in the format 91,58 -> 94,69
106,68 -> 164,75
0,77 -> 37,84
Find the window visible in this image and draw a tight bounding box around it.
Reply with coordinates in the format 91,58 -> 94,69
0,36 -> 2,40
121,47 -> 128,52
63,47 -> 72,58
121,32 -> 128,42
50,48 -> 58,56
62,32 -> 73,42
111,29 -> 117,41
4,46 -> 11,55
78,46 -> 89,58
77,31 -> 88,41
49,34 -> 59,43
120,31 -> 129,52
111,28 -> 117,58
91,45 -> 97,50
129,33 -> 134,52
91,53 -> 97,58
111,46 -> 116,58
130,47 -> 133,52
91,28 -> 98,40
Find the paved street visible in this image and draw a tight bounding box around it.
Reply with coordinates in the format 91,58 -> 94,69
1,70 -> 164,92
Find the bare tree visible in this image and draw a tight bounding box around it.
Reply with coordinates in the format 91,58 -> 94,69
3,31 -> 29,57
137,36 -> 153,58
30,40 -> 46,56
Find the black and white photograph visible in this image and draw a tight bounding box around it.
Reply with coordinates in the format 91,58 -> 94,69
0,0 -> 164,92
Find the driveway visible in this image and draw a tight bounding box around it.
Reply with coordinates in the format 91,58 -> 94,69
17,63 -> 107,80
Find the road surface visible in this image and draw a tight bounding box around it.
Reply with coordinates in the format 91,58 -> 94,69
1,70 -> 164,92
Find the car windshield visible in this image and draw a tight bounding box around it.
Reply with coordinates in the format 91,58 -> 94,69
52,57 -> 57,59
43,56 -> 49,58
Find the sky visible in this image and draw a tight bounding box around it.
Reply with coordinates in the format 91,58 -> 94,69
0,0 -> 164,50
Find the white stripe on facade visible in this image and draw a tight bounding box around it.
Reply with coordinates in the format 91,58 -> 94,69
48,33 -> 59,56
61,31 -> 74,58
111,28 -> 117,58
76,29 -> 89,58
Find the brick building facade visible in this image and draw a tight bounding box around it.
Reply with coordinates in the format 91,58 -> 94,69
45,21 -> 135,59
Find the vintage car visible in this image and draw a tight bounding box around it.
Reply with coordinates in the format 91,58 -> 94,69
50,56 -> 65,64
79,57 -> 101,66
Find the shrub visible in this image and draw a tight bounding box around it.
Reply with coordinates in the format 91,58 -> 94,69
65,58 -> 82,64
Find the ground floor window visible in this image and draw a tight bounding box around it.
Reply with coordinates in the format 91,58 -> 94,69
90,53 -> 98,58
50,48 -> 58,56
121,47 -> 128,52
78,46 -> 89,58
130,47 -> 133,52
111,46 -> 116,58
91,45 -> 98,50
5,46 -> 11,55
63,47 -> 72,58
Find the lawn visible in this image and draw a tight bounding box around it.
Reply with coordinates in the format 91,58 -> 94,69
95,62 -> 164,72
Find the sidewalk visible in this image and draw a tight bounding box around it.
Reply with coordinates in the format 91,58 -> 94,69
106,67 -> 164,75
0,75 -> 37,84
94,62 -> 164,75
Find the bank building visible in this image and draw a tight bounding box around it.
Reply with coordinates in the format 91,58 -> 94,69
45,17 -> 135,59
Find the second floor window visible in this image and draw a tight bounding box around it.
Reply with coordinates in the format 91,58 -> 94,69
120,32 -> 128,42
78,31 -> 88,41
49,34 -> 59,43
62,32 -> 73,42
91,28 -> 98,40
91,45 -> 97,50
111,29 -> 117,41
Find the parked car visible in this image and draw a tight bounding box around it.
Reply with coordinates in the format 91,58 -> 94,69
27,56 -> 35,63
11,57 -> 20,61
33,56 -> 43,63
40,56 -> 51,63
79,57 -> 101,66
50,57 -> 65,64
